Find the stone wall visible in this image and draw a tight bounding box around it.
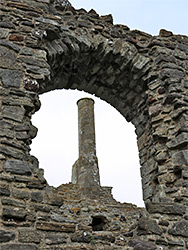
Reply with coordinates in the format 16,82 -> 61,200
1,0 -> 188,249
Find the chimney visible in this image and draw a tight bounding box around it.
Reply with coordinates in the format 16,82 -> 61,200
71,98 -> 100,187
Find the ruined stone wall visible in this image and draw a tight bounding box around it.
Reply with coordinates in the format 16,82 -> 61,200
1,0 -> 188,249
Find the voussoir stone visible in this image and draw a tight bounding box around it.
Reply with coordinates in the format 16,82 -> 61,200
3,159 -> 32,176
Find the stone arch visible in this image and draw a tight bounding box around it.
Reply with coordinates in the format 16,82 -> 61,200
1,1 -> 188,248
38,24 -> 152,203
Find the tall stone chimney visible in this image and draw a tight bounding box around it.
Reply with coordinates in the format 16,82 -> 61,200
71,98 -> 100,187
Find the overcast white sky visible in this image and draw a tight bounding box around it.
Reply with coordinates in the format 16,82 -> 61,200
31,0 -> 187,207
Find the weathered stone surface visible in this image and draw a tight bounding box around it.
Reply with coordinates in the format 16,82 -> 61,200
71,232 -> 91,243
171,149 -> 188,165
0,0 -> 188,249
45,233 -> 68,244
18,230 -> 41,243
0,69 -> 24,88
36,222 -> 75,232
0,28 -> 10,39
9,34 -> 24,42
1,244 -> 38,250
128,239 -> 157,250
1,198 -> 26,208
3,160 -> 32,176
0,182 -> 10,196
2,106 -> 25,122
169,219 -> 188,237
143,185 -> 153,200
0,230 -> 16,243
140,159 -> 157,177
12,189 -> 30,200
31,192 -> 43,202
159,29 -> 173,37
0,40 -> 20,52
158,172 -> 177,184
158,220 -> 169,227
3,207 -> 27,219
147,202 -> 186,215
167,133 -> 188,149
0,145 -> 25,159
0,46 -> 20,69
45,188 -> 64,206
93,232 -> 115,243
137,217 -> 162,235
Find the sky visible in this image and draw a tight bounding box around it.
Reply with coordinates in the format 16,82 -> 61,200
31,0 -> 187,207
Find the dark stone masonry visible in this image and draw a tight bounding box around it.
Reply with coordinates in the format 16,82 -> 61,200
0,0 -> 188,249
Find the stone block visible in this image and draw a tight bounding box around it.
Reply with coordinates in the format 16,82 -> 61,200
137,217 -> 162,235
147,202 -> 186,215
45,233 -> 68,244
9,34 -> 24,42
71,232 -> 91,243
36,222 -> 75,233
32,204 -> 51,213
155,151 -> 168,163
0,46 -> 20,69
159,68 -> 185,80
143,185 -> 153,200
93,232 -> 115,243
0,69 -> 24,88
128,239 -> 157,250
169,219 -> 188,237
168,239 -> 184,247
3,207 -> 27,220
158,172 -> 177,184
0,28 -> 10,39
0,145 -> 25,159
3,160 -> 32,176
132,54 -> 150,72
2,198 -> 26,208
142,172 -> 153,187
0,39 -> 20,52
182,168 -> 188,178
149,104 -> 162,117
171,149 -> 188,165
2,106 -> 25,122
167,133 -> 188,149
45,189 -> 64,206
140,158 -> 158,177
18,230 -> 41,243
31,192 -> 43,202
1,244 -> 38,250
0,230 -> 16,243
0,182 -> 10,196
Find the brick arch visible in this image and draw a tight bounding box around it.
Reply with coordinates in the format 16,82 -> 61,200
1,0 -> 188,248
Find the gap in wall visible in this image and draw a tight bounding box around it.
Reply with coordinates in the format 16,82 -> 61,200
30,89 -> 144,207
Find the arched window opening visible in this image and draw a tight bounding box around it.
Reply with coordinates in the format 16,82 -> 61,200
30,89 -> 144,207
